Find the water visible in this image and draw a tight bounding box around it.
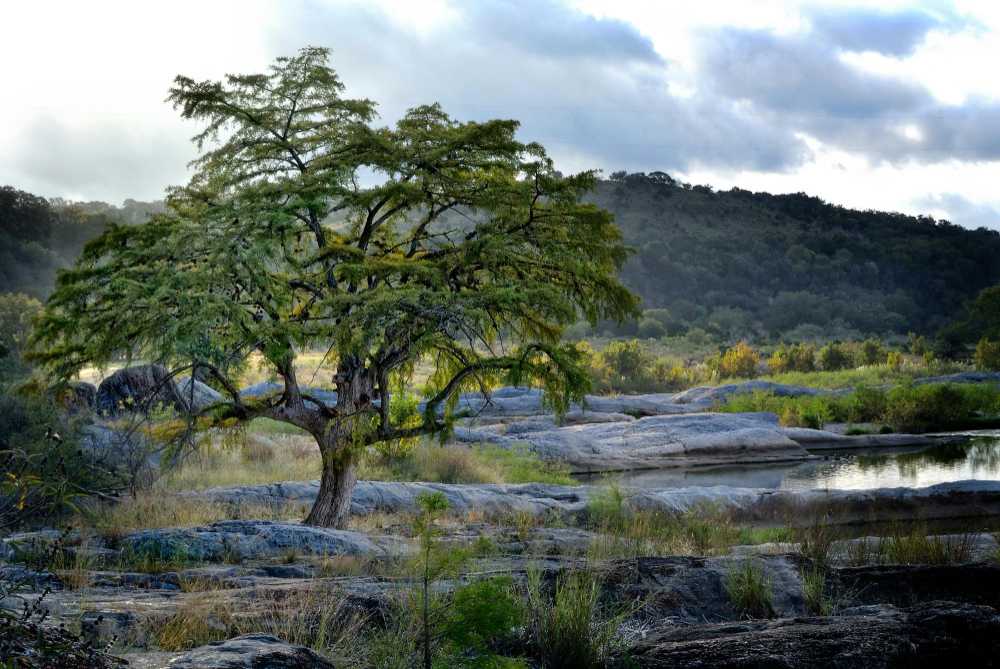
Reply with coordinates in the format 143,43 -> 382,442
582,435 -> 1000,492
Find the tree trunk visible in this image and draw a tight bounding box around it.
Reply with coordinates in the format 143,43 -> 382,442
304,442 -> 356,528
303,359 -> 373,528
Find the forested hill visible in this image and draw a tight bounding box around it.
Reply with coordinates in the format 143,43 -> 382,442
0,186 -> 164,298
3,177 -> 999,339
587,172 -> 1000,339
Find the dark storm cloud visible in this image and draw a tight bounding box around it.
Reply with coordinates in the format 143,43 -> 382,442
267,0 -> 809,175
809,7 -> 945,56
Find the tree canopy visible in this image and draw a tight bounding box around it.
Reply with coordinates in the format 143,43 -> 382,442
30,47 -> 637,526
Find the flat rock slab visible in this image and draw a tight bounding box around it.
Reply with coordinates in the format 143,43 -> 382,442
121,520 -> 407,562
184,480 -> 591,519
458,412 -> 811,472
178,479 -> 1000,529
603,555 -> 806,623
621,601 -> 1000,668
157,634 -> 335,669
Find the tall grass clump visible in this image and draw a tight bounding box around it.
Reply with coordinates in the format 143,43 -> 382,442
724,559 -> 774,619
524,569 -> 626,669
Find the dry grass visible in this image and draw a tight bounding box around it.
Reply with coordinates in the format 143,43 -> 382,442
151,594 -> 233,651
229,585 -> 371,662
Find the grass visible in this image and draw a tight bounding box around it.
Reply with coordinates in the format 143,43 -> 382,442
524,569 -> 627,669
718,381 -> 1000,432
585,485 -> 788,559
843,528 -> 977,566
801,566 -> 830,616
725,559 -> 774,619
151,594 -> 232,651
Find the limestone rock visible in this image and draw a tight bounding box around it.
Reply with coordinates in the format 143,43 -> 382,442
167,634 -> 335,668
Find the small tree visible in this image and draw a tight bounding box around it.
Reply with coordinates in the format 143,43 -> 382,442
975,338 -> 1000,371
29,48 -> 637,527
817,342 -> 852,371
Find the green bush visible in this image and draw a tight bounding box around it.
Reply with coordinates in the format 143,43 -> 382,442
860,338 -> 886,366
0,393 -> 122,529
884,383 -> 1000,432
817,342 -> 853,371
975,338 -> 1000,371
716,341 -> 760,379
768,343 -> 815,374
844,385 -> 887,423
445,577 -> 522,653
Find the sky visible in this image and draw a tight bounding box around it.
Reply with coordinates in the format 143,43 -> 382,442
2,0 -> 1000,230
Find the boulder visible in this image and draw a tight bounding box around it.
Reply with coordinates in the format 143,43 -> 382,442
914,371 -> 1000,386
95,365 -> 189,416
603,555 -> 806,623
669,380 -> 837,406
240,382 -> 338,409
120,520 -> 407,562
458,412 -> 810,473
176,376 -> 224,411
619,601 -> 1000,668
177,479 -> 1000,528
167,634 -> 335,669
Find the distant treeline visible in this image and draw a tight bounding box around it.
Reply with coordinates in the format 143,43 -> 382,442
0,186 -> 164,298
3,176 -> 999,340
585,171 -> 1000,340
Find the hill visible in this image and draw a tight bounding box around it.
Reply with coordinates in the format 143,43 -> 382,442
0,186 -> 164,298
3,177 -> 999,340
586,172 -> 1000,340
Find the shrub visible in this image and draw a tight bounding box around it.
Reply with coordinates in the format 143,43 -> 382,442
975,338 -> 1000,371
768,343 -> 815,374
817,342 -> 853,371
886,350 -> 904,371
636,317 -> 666,339
844,385 -> 887,423
445,577 -> 522,653
0,293 -> 42,384
717,341 -> 760,379
0,393 -> 122,530
725,559 -> 774,619
860,338 -> 886,366
884,382 -> 1000,432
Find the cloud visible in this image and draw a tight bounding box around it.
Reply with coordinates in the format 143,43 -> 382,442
696,20 -> 1000,165
6,116 -> 192,204
267,0 -> 809,176
919,192 -> 1000,231
809,7 -> 947,56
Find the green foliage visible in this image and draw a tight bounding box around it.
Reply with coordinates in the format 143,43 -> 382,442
713,341 -> 761,379
0,393 -> 121,530
524,570 -> 625,669
720,382 -> 1000,432
595,174 -> 1000,338
445,577 -> 522,653
0,293 -> 42,384
860,338 -> 886,365
767,342 -> 815,374
29,48 -> 638,526
817,342 -> 853,371
975,338 -> 1000,371
883,382 -> 1000,432
939,284 -> 1000,353
725,559 -> 774,619
801,567 -> 831,616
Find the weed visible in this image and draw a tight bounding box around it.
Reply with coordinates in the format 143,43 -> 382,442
800,567 -> 830,616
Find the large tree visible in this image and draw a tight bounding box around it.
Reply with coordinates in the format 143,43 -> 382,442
30,48 -> 637,527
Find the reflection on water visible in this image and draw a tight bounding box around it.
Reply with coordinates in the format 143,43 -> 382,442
583,436 -> 1000,492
